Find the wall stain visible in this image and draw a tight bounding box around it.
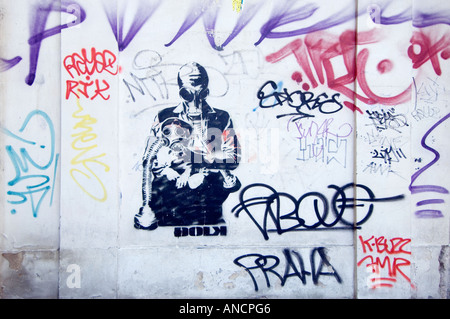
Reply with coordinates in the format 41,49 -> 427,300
195,271 -> 205,289
2,252 -> 24,271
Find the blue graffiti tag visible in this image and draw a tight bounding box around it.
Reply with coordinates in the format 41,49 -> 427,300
1,110 -> 59,217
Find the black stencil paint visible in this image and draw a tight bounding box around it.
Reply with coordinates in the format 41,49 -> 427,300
135,62 -> 241,231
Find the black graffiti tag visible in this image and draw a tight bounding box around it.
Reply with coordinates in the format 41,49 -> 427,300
231,182 -> 404,240
256,80 -> 343,121
234,247 -> 342,291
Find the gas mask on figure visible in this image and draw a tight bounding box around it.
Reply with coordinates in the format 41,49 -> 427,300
177,62 -> 210,118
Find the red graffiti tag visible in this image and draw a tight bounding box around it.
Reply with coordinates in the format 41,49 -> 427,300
359,235 -> 411,255
63,48 -> 118,100
408,29 -> 450,76
64,47 -> 118,78
266,29 -> 412,112
357,235 -> 415,289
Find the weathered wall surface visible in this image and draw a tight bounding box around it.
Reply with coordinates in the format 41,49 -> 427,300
0,0 -> 449,299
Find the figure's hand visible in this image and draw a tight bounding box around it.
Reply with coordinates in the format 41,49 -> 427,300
222,137 -> 235,156
162,167 -> 180,181
176,171 -> 190,188
188,168 -> 209,189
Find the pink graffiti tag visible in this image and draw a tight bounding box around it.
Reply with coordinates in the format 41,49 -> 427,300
266,29 -> 412,112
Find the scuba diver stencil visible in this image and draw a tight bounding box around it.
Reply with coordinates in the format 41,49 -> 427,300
134,62 -> 241,230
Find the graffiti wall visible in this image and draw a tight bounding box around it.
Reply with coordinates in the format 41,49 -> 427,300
0,0 -> 449,299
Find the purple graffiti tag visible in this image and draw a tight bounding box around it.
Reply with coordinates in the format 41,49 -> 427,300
165,1 -> 262,51
370,3 -> 450,27
416,198 -> 445,206
409,112 -> 450,218
415,199 -> 446,218
413,8 -> 450,27
379,8 -> 411,25
103,0 -> 161,52
107,1 -> 450,52
0,57 -> 22,72
27,0 -> 86,85
415,209 -> 444,218
254,2 -> 450,46
164,1 -> 222,49
164,1 -> 206,48
409,112 -> 450,194
199,3 -> 221,50
253,1 -> 408,46
222,2 -> 262,48
255,1 -> 318,46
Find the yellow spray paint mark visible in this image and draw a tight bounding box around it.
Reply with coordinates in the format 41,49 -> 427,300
232,0 -> 243,12
70,99 -> 110,202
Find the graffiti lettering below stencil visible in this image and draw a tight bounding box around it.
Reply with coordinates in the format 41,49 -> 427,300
135,62 -> 241,231
234,247 -> 342,291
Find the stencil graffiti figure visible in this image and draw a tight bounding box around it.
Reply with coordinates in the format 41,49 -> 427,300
134,62 -> 241,230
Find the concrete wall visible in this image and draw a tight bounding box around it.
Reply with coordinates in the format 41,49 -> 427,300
0,0 -> 449,299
